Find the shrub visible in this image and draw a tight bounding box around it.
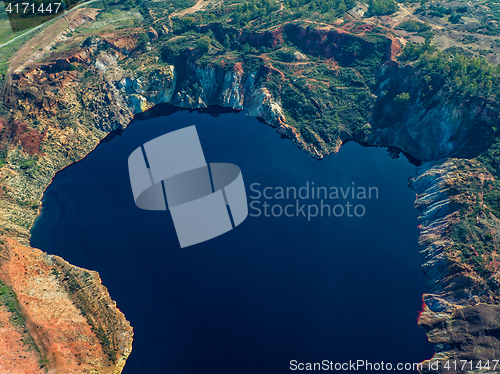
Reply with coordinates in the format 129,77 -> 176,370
19,160 -> 35,170
394,92 -> 410,106
197,36 -> 211,55
449,12 -> 462,24
395,20 -> 431,33
365,0 -> 398,17
137,33 -> 148,50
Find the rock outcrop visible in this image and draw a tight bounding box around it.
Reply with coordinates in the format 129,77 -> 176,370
409,159 -> 500,371
0,237 -> 133,373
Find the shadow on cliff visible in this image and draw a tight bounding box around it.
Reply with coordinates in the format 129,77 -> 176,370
367,62 -> 500,162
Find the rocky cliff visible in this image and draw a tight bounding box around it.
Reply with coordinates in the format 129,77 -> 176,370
366,62 -> 500,162
409,159 -> 500,372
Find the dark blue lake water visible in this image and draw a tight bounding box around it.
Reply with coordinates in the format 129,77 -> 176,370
30,109 -> 433,373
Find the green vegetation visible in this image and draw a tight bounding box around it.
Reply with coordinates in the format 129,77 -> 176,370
0,1 -> 18,46
427,4 -> 451,18
230,0 -> 280,27
444,46 -> 474,58
167,0 -> 197,9
462,35 -> 476,45
196,35 -> 211,55
16,199 -> 40,210
448,12 -> 462,24
470,16 -> 500,36
0,148 -> 7,168
19,159 -> 36,169
394,92 -> 410,106
395,20 -> 431,33
76,7 -> 143,32
446,173 -> 499,281
484,186 -> 500,218
158,11 -> 392,149
479,140 -> 500,177
400,39 -> 500,99
0,28 -> 42,81
365,0 -> 398,17
68,63 -> 79,71
137,33 -> 148,50
0,280 -> 24,326
163,0 -> 358,29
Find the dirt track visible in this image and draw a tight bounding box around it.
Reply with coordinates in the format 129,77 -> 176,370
8,8 -> 99,74
172,0 -> 210,17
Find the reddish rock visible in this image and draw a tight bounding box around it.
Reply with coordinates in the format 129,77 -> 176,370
0,120 -> 45,155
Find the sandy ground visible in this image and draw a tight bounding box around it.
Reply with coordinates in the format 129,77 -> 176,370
172,0 -> 210,17
0,304 -> 44,374
154,0 -> 211,28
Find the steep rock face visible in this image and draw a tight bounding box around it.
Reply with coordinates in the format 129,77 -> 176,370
117,65 -> 176,113
118,60 -> 287,127
0,237 -> 133,373
112,54 -> 301,153
365,62 -> 499,162
197,23 -> 285,49
409,159 -> 500,371
197,22 -> 395,64
0,49 -> 135,243
418,303 -> 500,374
409,159 -> 486,297
284,23 -> 394,63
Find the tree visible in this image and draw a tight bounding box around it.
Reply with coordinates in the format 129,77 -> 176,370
394,92 -> 410,106
449,12 -> 462,24
366,0 -> 398,17
197,36 -> 211,55
137,33 -> 148,50
223,34 -> 230,49
180,17 -> 194,32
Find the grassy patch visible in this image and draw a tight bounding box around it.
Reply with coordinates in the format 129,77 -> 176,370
399,39 -> 500,100
76,8 -> 143,32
